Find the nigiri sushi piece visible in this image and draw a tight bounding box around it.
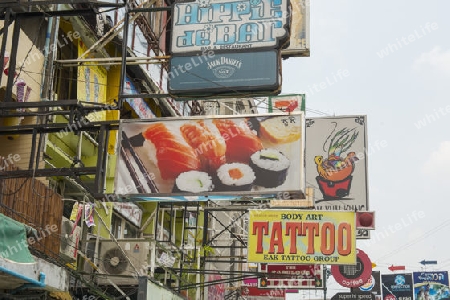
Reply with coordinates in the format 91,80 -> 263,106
213,119 -> 263,164
180,121 -> 226,173
143,123 -> 201,180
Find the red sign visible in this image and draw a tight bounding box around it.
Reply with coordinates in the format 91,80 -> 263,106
208,275 -> 225,300
331,249 -> 372,288
258,264 -> 323,289
242,278 -> 290,299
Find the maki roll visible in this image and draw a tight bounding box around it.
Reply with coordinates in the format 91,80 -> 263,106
173,171 -> 214,193
250,149 -> 290,188
215,163 -> 256,191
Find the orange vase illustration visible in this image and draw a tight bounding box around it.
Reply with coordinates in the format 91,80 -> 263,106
314,126 -> 359,200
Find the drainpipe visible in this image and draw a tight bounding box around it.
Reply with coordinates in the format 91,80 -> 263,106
0,267 -> 46,290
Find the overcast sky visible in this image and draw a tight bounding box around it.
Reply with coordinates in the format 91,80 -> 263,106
282,0 -> 450,297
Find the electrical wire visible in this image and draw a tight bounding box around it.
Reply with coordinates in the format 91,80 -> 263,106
13,16 -> 47,85
375,217 -> 450,262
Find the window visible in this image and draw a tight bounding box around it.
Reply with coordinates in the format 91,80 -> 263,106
124,221 -> 139,238
111,212 -> 140,239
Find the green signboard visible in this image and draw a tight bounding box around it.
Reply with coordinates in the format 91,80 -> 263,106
168,50 -> 280,98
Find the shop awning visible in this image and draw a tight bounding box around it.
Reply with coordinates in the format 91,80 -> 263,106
0,213 -> 35,264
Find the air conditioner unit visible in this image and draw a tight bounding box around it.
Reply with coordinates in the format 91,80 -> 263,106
96,239 -> 150,286
60,217 -> 81,262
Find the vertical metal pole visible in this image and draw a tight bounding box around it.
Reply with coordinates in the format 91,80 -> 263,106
0,8 -> 11,85
77,201 -> 87,273
94,125 -> 109,194
118,1 -> 130,109
5,13 -> 20,103
29,129 -> 37,169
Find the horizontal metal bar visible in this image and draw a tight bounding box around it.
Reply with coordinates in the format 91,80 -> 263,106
55,56 -> 169,64
130,7 -> 172,13
202,259 -> 248,264
118,93 -> 171,99
204,207 -> 252,211
0,99 -> 79,109
0,0 -> 125,8
0,9 -> 94,19
0,167 -> 98,179
206,245 -> 247,249
59,61 -> 167,67
0,121 -> 120,135
0,110 -> 76,117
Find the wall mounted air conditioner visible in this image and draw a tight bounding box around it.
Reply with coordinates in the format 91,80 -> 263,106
96,239 -> 150,286
60,217 -> 81,262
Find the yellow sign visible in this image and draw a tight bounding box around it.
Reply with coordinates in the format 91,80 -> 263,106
247,210 -> 356,265
77,41 -> 107,121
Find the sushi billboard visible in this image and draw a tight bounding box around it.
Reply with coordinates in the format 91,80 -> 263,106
305,116 -> 368,212
247,210 -> 356,265
413,271 -> 449,300
115,112 -> 305,199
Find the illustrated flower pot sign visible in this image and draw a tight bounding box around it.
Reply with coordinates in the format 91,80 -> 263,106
314,126 -> 359,200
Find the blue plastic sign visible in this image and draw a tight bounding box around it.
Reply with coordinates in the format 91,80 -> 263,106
413,272 -> 449,300
168,50 -> 280,97
171,0 -> 290,54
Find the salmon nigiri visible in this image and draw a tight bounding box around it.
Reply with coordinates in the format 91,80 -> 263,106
213,119 -> 263,164
180,121 -> 226,173
143,123 -> 200,180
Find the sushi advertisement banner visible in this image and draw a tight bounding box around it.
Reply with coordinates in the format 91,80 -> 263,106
168,50 -> 280,97
305,116 -> 368,212
258,264 -> 324,289
115,113 -> 304,199
381,274 -> 414,300
170,0 -> 289,54
413,271 -> 449,300
247,210 -> 356,265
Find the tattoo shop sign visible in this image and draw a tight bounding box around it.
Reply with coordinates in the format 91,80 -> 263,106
247,210 -> 356,265
171,0 -> 290,54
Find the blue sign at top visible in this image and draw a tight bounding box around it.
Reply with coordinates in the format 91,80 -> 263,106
171,0 -> 290,54
413,272 -> 449,286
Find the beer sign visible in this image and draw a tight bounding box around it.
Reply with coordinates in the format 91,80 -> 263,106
247,210 -> 356,265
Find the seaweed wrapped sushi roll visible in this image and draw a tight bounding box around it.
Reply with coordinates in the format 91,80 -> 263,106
173,171 -> 214,193
250,149 -> 290,188
215,163 -> 256,191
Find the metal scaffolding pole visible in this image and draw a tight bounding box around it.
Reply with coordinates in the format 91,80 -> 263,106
0,8 -> 11,84
4,12 -> 20,103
